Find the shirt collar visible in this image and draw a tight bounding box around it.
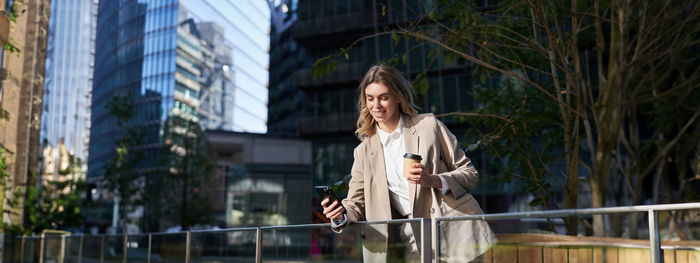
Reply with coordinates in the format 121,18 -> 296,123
376,117 -> 403,146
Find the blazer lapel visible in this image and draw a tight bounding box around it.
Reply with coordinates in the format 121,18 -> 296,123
402,115 -> 419,216
367,133 -> 392,220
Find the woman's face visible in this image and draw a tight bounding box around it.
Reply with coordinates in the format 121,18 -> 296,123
365,82 -> 400,130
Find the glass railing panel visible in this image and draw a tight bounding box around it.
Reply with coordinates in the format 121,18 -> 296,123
260,220 -> 424,262
190,229 -> 257,263
63,236 -> 82,263
658,208 -> 700,263
43,235 -> 62,263
150,232 -> 187,263
436,211 -> 670,262
260,223 -> 358,262
126,234 -> 149,263
22,237 -> 42,263
81,236 -> 103,263
103,235 -> 125,263
2,235 -> 23,263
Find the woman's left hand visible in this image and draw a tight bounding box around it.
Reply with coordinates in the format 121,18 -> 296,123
407,163 -> 442,189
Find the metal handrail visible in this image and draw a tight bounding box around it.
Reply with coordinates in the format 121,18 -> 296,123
432,202 -> 700,263
435,202 -> 700,222
11,202 -> 700,263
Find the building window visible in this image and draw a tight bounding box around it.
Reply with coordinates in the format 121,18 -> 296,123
5,0 -> 13,12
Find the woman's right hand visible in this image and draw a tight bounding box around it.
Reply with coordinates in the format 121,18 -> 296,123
321,197 -> 345,221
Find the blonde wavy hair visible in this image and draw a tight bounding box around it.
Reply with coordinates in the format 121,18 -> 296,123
355,65 -> 420,140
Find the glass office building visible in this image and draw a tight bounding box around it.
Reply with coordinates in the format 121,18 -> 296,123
41,0 -> 97,180
180,0 -> 269,133
88,0 -> 269,231
268,0 -> 309,136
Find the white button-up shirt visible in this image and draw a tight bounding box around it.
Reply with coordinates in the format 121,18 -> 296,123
376,118 -> 412,216
376,118 -> 449,217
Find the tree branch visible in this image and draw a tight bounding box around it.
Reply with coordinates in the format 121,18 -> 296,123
435,112 -> 509,121
638,110 -> 700,179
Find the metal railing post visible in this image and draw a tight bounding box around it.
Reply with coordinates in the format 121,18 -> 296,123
59,235 -> 65,263
434,218 -> 440,263
186,231 -> 191,263
100,236 -> 104,263
420,217 -> 432,263
255,227 -> 262,263
147,234 -> 151,263
19,236 -> 25,263
648,210 -> 661,263
123,234 -> 128,263
39,236 -> 45,263
78,235 -> 83,263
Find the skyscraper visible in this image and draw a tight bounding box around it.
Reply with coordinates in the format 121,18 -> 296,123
87,0 -> 269,232
268,0 -> 309,137
40,0 -> 97,184
180,0 -> 270,133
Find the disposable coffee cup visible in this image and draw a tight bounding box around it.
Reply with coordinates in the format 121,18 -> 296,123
403,153 -> 422,178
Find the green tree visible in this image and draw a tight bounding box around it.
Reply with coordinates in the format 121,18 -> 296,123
150,114 -> 214,230
102,93 -> 147,232
17,151 -> 86,234
23,164 -> 86,234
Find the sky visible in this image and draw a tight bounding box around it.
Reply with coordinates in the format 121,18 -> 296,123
180,0 -> 270,133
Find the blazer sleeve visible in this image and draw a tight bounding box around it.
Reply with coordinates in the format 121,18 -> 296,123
434,117 -> 479,199
333,145 -> 366,233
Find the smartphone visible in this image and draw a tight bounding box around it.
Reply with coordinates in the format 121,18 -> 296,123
315,185 -> 344,209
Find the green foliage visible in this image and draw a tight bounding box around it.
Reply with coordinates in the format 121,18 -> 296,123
0,146 -> 10,231
3,2 -> 22,54
102,93 -> 147,227
311,55 -> 338,80
0,146 -> 25,234
0,147 -> 9,190
12,148 -> 86,235
3,37 -> 20,54
464,72 -> 563,209
23,178 -> 86,234
7,1 -> 20,23
106,93 -> 136,125
0,108 -> 10,121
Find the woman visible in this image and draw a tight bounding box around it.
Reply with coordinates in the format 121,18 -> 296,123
320,65 -> 496,262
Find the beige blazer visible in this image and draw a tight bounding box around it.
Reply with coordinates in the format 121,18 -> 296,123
335,113 -> 497,262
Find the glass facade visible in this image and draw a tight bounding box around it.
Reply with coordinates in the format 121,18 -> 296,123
268,0 -> 309,136
180,0 -> 269,133
88,0 -> 270,231
40,0 -> 97,180
89,0 -> 173,181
